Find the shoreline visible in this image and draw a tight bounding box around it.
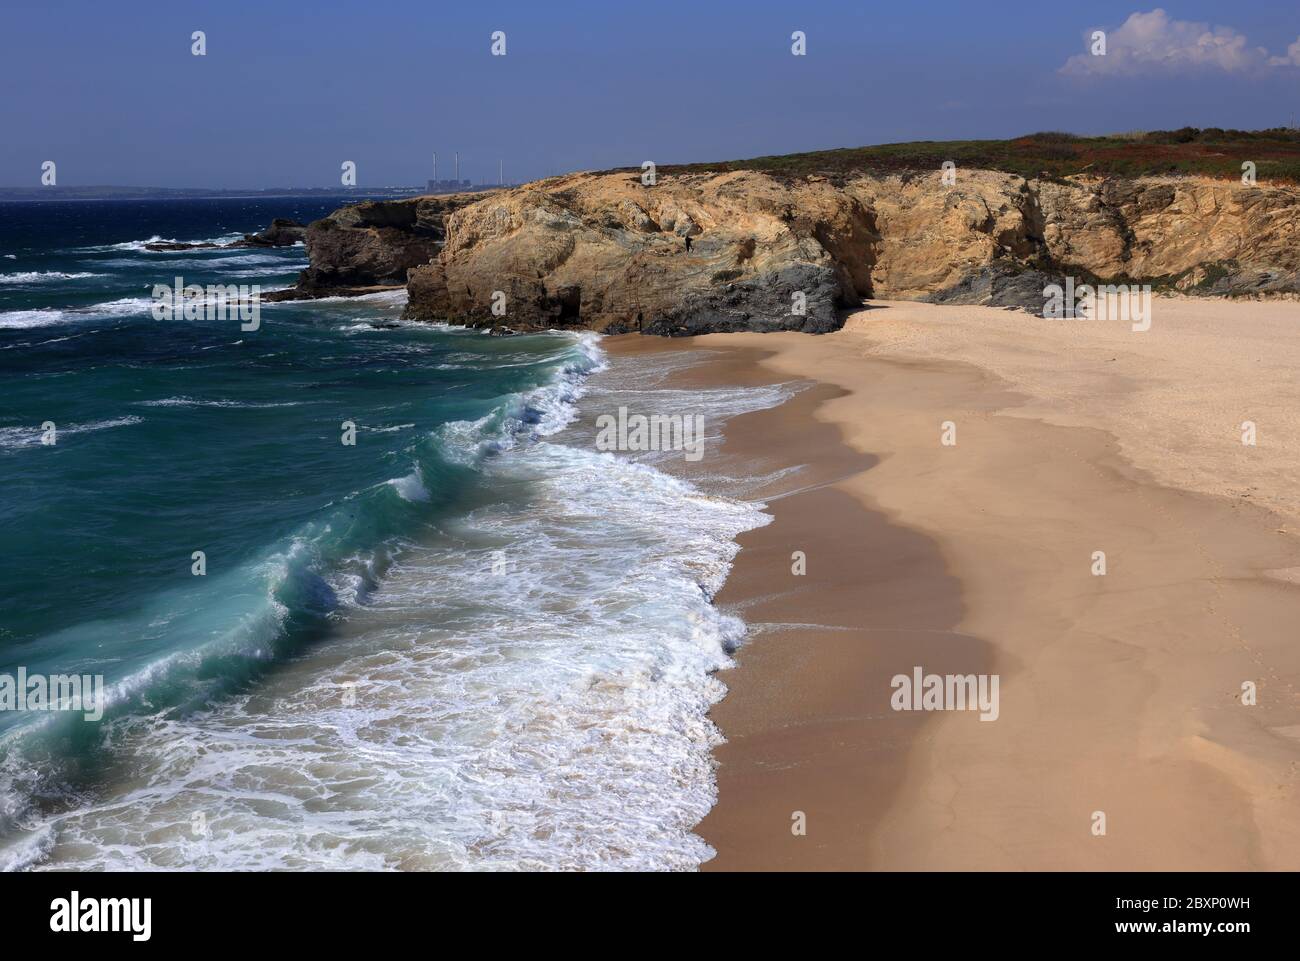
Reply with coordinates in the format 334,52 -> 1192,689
608,295 -> 1300,870
602,335 -> 951,868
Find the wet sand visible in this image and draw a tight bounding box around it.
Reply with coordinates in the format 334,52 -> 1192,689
606,296 -> 1300,871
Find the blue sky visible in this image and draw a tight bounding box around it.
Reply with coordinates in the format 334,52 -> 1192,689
2,1 -> 1299,187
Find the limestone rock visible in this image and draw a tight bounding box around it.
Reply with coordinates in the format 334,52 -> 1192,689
289,168 -> 1300,332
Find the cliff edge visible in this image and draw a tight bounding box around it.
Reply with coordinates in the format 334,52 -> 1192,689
276,149 -> 1300,333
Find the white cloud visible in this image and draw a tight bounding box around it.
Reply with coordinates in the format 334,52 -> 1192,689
1268,36 -> 1300,67
1059,9 -> 1298,76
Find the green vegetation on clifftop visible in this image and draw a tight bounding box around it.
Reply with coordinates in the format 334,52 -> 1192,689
660,128 -> 1300,184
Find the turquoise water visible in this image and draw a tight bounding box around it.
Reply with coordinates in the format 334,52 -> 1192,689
2,199 -> 593,726
0,199 -> 786,870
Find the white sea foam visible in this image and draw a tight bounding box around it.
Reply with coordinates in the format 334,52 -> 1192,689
0,290 -> 280,332
198,253 -> 299,268
0,310 -> 69,330
74,233 -> 247,253
91,257 -> 160,267
18,335 -> 796,872
222,266 -> 302,278
0,822 -> 55,874
0,416 -> 143,450
0,297 -> 153,330
135,396 -> 303,409
303,289 -> 410,307
338,317 -> 431,334
386,469 -> 430,502
0,271 -> 106,285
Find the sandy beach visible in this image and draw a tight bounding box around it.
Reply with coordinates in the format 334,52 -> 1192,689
609,296 -> 1300,871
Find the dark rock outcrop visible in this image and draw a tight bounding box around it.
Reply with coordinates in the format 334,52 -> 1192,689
267,194 -> 489,301
145,219 -> 307,252
239,218 -> 308,247
927,265 -> 1064,314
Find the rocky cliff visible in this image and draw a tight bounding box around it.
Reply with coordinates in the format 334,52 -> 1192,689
279,169 -> 1300,330
265,193 -> 489,301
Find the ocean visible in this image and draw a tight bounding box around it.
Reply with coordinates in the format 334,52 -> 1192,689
0,198 -> 792,870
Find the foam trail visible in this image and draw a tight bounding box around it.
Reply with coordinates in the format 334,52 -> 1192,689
10,336 -> 797,872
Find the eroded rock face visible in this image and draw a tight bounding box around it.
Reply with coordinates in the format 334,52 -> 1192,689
848,171 -> 1300,307
1037,177 -> 1300,295
269,194 -> 490,300
406,171 -> 878,334
290,170 -> 1300,330
841,170 -> 1042,300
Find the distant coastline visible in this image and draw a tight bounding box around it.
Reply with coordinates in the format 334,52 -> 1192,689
0,186 -> 430,202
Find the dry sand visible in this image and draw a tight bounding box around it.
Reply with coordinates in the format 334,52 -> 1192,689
611,296 -> 1300,870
